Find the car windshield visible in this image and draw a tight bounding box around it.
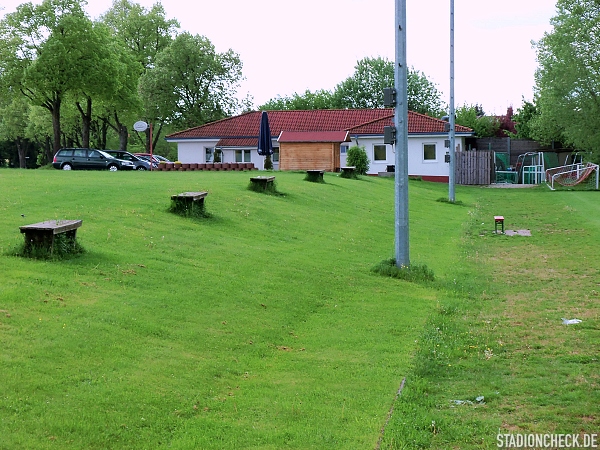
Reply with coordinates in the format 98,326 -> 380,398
135,153 -> 170,163
97,150 -> 116,159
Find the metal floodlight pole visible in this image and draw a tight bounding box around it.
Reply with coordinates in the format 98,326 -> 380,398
395,0 -> 410,267
448,0 -> 456,202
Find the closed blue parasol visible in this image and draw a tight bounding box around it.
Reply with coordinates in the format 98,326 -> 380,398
257,111 -> 273,156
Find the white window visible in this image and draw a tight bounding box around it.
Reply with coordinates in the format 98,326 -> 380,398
205,147 -> 214,162
374,145 -> 387,161
423,143 -> 437,161
272,148 -> 279,163
340,145 -> 349,154
235,150 -> 251,162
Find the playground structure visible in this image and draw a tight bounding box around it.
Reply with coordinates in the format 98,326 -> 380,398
494,151 -> 550,185
494,152 -> 518,183
494,150 -> 597,189
516,152 -> 546,184
545,162 -> 599,190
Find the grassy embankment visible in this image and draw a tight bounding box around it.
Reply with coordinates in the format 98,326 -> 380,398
1,169 -> 472,449
1,169 -> 597,449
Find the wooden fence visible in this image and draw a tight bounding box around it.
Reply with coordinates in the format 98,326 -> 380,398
455,151 -> 492,185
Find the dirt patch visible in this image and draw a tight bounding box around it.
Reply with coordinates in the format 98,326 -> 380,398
504,230 -> 532,236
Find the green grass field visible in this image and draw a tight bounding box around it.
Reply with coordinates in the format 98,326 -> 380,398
1,169 -> 598,449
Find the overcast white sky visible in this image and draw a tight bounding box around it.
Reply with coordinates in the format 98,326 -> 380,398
1,0 -> 557,115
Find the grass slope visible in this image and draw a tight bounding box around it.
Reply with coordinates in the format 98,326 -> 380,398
0,170 -> 474,449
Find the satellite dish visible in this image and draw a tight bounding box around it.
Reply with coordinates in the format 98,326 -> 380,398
133,121 -> 148,132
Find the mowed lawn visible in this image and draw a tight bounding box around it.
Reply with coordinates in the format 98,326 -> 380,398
3,170 -> 598,449
383,184 -> 600,449
0,169 -> 476,449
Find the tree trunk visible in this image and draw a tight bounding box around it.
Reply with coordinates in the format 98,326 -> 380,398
45,136 -> 53,164
119,124 -> 128,151
100,120 -> 109,150
16,137 -> 27,168
109,112 -> 130,151
51,97 -> 62,154
76,97 -> 92,148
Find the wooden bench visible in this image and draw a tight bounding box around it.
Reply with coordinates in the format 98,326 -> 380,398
250,176 -> 275,190
19,220 -> 82,255
171,191 -> 207,206
340,166 -> 356,178
305,170 -> 324,182
170,191 -> 209,217
171,191 -> 208,204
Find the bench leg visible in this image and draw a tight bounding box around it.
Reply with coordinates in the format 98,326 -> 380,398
249,180 -> 275,192
170,198 -> 206,217
23,230 -> 55,254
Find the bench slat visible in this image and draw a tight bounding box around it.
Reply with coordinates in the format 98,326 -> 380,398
171,191 -> 208,201
20,220 -> 82,234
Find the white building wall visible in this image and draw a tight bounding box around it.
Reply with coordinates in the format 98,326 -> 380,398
172,136 -> 465,178
176,139 -> 219,163
349,135 -> 466,178
171,138 -> 280,170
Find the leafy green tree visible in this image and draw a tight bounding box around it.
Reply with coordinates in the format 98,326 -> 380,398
101,0 -> 179,151
346,145 -> 369,175
333,57 -> 446,116
101,0 -> 179,72
26,106 -> 54,164
0,0 -> 105,153
507,98 -> 539,139
91,36 -> 142,151
139,32 -> 243,134
259,57 -> 445,116
333,57 -> 392,109
406,69 -> 447,117
455,104 -> 499,138
70,22 -> 127,148
532,0 -> 600,155
0,96 -> 31,167
260,89 -> 336,110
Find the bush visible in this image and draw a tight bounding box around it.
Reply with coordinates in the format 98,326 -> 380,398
346,146 -> 369,175
247,179 -> 280,195
169,199 -> 210,219
264,154 -> 273,170
371,258 -> 435,283
11,233 -> 85,260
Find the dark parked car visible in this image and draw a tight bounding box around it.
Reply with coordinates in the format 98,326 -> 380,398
52,148 -> 135,171
103,150 -> 151,170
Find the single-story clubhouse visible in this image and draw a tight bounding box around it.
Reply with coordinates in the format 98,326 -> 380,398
165,109 -> 473,182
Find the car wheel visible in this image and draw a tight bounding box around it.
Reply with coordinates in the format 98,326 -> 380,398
108,164 -> 119,172
136,166 -> 146,171
62,163 -> 73,171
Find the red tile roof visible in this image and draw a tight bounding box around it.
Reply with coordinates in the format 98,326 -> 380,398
277,131 -> 350,143
166,109 -> 472,141
217,137 -> 258,147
